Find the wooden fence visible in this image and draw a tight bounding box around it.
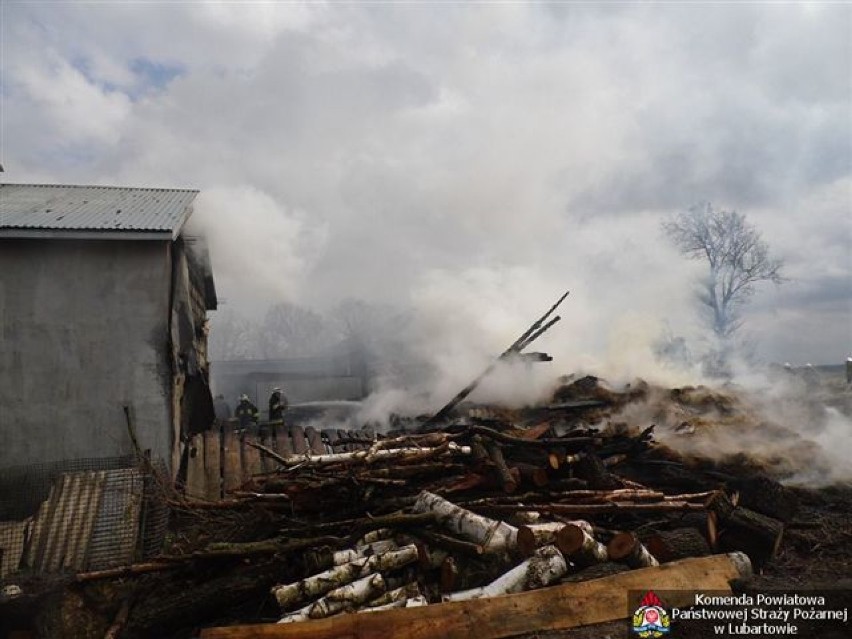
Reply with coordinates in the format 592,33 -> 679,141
183,422 -> 375,501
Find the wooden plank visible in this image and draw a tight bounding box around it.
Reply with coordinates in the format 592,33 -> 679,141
305,427 -> 325,455
223,431 -> 243,494
290,426 -> 307,455
242,436 -> 262,485
258,432 -> 271,474
204,430 -> 222,501
322,429 -> 340,453
186,434 -> 207,500
275,433 -> 294,458
199,553 -> 748,639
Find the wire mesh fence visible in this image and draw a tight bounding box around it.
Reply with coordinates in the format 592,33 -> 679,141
0,455 -> 169,582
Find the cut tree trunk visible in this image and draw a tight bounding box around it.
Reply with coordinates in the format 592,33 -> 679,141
278,573 -> 387,623
330,540 -> 398,566
646,528 -> 711,563
412,491 -> 518,554
555,524 -> 608,568
441,545 -> 567,602
734,475 -> 799,523
304,540 -> 399,573
516,522 -> 565,557
271,544 -> 419,610
516,521 -> 596,557
358,583 -> 422,612
705,491 -> 784,568
359,593 -> 426,613
607,533 -> 658,569
515,463 -> 549,488
355,528 -> 395,547
484,440 -> 517,493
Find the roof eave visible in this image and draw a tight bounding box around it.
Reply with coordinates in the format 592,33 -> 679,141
0,229 -> 176,241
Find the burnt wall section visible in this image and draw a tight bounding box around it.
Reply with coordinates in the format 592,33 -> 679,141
169,241 -> 215,472
0,239 -> 172,467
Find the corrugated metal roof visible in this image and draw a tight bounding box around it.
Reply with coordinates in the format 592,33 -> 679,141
0,183 -> 198,239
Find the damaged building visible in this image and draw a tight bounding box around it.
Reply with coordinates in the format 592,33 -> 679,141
0,183 -> 217,474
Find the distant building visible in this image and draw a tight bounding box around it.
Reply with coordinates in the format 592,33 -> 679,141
0,183 -> 217,473
211,341 -> 370,418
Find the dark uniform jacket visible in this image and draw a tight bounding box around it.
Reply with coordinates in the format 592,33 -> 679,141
235,399 -> 259,430
268,391 -> 288,421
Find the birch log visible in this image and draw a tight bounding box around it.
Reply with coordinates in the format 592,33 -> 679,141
413,491 -> 518,553
330,540 -> 398,566
441,546 -> 568,602
357,583 -> 422,612
278,574 -> 387,624
516,522 -> 565,557
356,529 -> 394,547
272,444 -> 471,468
304,540 -> 399,574
607,533 -> 659,569
554,524 -> 608,567
271,544 -> 419,609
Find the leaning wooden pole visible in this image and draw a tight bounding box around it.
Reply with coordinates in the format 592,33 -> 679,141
424,290 -> 569,425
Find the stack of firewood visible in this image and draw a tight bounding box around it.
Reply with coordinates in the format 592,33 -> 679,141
163,409 -> 790,627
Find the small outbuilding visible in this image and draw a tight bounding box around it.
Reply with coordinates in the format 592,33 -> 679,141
0,183 -> 217,473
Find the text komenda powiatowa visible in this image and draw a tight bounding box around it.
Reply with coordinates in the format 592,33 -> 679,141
667,593 -> 848,635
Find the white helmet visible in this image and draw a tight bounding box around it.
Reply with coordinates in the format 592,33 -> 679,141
240,393 -> 249,401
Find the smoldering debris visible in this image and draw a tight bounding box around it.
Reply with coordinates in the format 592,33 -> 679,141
1,292 -> 848,637
5,369 -> 850,639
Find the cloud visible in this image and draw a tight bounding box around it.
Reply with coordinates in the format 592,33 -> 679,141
1,2 -> 849,370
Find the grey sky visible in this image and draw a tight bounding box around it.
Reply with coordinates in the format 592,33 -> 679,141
1,2 -> 850,372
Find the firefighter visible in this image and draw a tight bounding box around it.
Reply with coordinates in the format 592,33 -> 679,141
235,394 -> 259,433
268,387 -> 288,422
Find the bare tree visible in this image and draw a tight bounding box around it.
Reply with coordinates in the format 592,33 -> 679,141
663,202 -> 783,340
257,302 -> 331,357
207,310 -> 259,360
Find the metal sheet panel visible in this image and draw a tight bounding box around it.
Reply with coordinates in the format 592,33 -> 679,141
0,519 -> 29,578
24,469 -> 143,573
0,184 -> 197,238
87,468 -> 143,570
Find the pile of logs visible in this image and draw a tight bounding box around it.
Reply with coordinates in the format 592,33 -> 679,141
36,368 -> 799,639
153,401 -> 793,634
